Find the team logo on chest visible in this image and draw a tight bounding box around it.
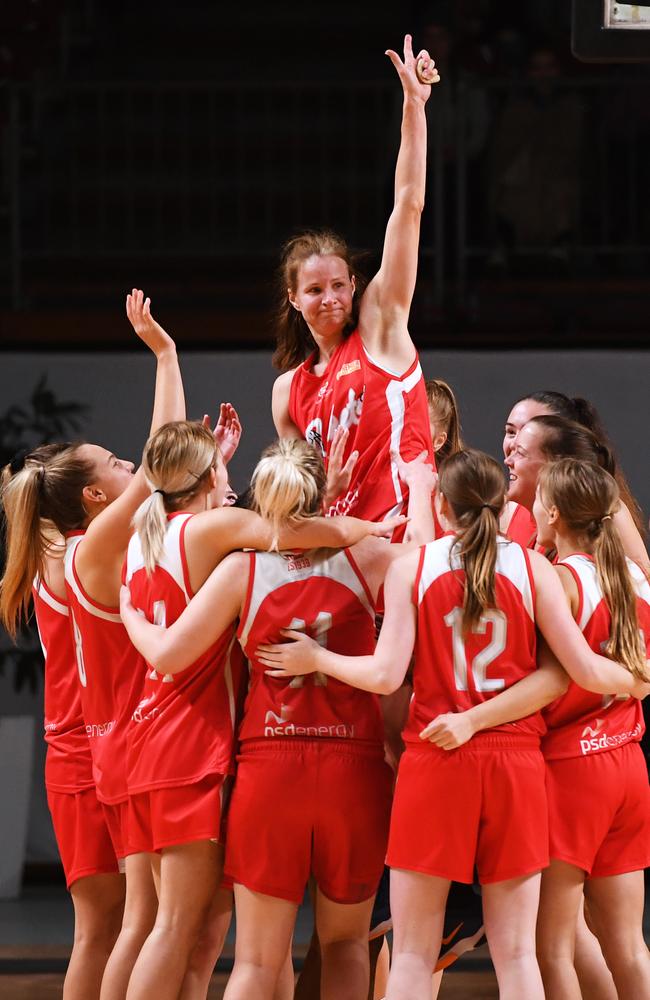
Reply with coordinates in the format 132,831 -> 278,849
336,360 -> 361,380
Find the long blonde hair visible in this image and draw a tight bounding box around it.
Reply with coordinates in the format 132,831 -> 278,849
251,439 -> 326,550
439,449 -> 506,633
539,459 -> 647,680
134,421 -> 219,575
425,378 -> 463,463
0,443 -> 94,638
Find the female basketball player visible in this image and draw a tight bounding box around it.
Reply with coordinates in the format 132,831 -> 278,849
118,438 -> 436,1000
502,392 -> 646,558
505,414 -> 649,573
1,452 -> 124,1000
258,449 -> 649,1000
0,290 -> 188,1000
533,460 -> 650,1000
120,425 -> 406,1000
272,35 -> 439,533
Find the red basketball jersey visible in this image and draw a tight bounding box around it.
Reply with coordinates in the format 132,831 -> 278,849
404,535 -> 541,743
33,578 -> 94,793
505,503 -> 538,548
542,553 -> 649,760
289,329 -> 435,535
237,547 -> 384,745
64,532 -> 146,804
124,513 -> 242,792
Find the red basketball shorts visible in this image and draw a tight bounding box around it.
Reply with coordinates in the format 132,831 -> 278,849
546,741 -> 650,877
224,739 -> 393,905
387,735 -> 548,885
101,799 -> 131,863
128,772 -> 225,854
47,786 -> 119,888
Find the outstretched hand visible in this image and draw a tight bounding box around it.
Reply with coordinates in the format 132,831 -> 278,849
126,288 -> 176,357
386,34 -> 440,103
367,514 -> 409,539
202,403 -> 242,464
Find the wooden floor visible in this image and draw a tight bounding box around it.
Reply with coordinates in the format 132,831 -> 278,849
0,969 -> 499,999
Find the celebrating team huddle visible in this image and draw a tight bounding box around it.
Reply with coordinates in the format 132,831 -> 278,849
1,33 -> 650,1000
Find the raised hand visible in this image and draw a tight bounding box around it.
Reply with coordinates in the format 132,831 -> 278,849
324,426 -> 359,511
202,403 -> 242,464
385,34 -> 440,103
126,288 -> 176,357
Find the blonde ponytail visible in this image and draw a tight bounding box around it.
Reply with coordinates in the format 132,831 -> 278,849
539,459 -> 647,680
595,518 -> 648,679
251,439 -> 326,551
135,421 -> 218,574
1,443 -> 94,638
438,450 -> 505,633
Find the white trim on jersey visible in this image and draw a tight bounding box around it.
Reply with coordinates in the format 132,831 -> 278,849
64,536 -> 122,624
361,344 -> 404,378
238,548 -> 374,649
418,535 -> 535,622
561,553 -> 650,631
34,579 -> 69,617
222,633 -> 238,734
385,363 -> 424,519
124,513 -> 193,604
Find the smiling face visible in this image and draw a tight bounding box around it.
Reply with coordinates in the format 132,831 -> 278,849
504,422 -> 548,509
288,254 -> 355,344
76,443 -> 135,515
503,399 -> 554,460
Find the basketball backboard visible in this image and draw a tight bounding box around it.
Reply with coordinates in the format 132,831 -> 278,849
573,0 -> 650,60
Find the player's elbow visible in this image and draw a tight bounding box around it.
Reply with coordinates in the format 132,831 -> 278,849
396,186 -> 425,218
548,670 -> 570,699
375,671 -> 401,696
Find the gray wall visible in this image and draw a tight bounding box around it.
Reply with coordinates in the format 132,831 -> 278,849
1,348 -> 648,860
2,348 -> 649,510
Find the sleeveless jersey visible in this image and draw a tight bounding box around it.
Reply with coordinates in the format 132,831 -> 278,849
64,532 -> 146,804
124,513 -> 242,791
404,535 -> 541,743
289,329 -> 435,531
505,502 -> 538,549
237,547 -> 383,745
33,578 -> 94,793
542,553 -> 649,760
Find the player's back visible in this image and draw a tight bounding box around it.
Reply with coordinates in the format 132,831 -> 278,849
238,546 -> 383,745
542,553 -> 649,759
404,534 -> 541,743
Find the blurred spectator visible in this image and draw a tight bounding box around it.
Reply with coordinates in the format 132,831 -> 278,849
487,45 -> 583,270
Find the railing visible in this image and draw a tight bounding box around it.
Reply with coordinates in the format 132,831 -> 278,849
2,74 -> 649,311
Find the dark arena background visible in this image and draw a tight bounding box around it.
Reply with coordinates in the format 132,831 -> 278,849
1,2 -> 650,997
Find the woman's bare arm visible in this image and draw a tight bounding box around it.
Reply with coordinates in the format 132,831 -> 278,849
120,552 -> 248,674
360,35 -> 439,374
257,549 -> 419,694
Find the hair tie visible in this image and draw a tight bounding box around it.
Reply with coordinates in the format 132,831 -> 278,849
153,488 -> 166,497
480,504 -> 496,512
9,448 -> 29,474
